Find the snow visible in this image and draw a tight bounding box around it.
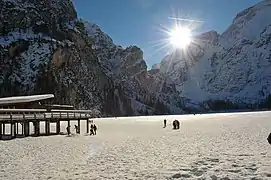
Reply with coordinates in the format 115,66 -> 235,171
65,20 -> 80,34
0,29 -> 59,47
1,111 -> 271,179
0,94 -> 54,105
18,42 -> 51,89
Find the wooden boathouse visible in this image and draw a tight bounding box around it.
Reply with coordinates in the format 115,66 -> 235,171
0,94 -> 100,140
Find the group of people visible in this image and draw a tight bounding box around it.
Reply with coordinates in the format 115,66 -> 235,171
163,119 -> 180,129
89,123 -> 97,136
65,120 -> 98,136
66,125 -> 81,135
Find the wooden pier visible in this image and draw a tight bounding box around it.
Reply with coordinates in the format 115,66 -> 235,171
0,109 -> 95,140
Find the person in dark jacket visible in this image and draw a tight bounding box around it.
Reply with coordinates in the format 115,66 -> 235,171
66,125 -> 71,135
163,119 -> 167,128
90,124 -> 94,136
172,120 -> 180,130
74,125 -> 79,134
267,133 -> 271,145
93,124 -> 97,135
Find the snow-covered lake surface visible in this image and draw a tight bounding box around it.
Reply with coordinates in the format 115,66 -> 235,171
1,111 -> 271,179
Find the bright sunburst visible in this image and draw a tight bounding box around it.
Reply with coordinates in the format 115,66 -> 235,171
169,26 -> 192,49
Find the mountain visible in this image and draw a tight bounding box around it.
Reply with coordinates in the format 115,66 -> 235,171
153,0 -> 271,112
0,0 -> 169,116
1,0 -> 270,115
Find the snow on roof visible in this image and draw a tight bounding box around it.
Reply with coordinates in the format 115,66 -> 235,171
0,94 -> 54,105
45,104 -> 74,108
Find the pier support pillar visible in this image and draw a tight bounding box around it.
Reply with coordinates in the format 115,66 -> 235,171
56,120 -> 60,134
24,121 -> 29,137
16,123 -> 19,137
45,121 -> 50,135
3,123 -> 5,136
77,120 -> 80,134
0,123 -> 2,140
21,123 -> 24,136
13,123 -> 16,138
34,121 -> 40,136
86,119 -> 89,133
10,123 -> 13,138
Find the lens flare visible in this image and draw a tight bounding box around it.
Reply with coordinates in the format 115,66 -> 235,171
169,26 -> 192,49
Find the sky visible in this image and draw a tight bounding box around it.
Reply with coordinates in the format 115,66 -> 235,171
73,0 -> 262,69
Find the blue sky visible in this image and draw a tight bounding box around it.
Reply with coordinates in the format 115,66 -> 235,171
73,0 -> 262,68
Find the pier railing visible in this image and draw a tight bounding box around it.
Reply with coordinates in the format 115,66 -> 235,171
0,109 -> 95,122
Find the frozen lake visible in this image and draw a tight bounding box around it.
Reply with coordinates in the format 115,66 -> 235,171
0,111 -> 271,179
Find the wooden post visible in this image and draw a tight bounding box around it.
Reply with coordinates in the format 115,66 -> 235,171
9,113 -> 12,138
14,123 -> 16,138
10,122 -> 13,138
0,123 -> 2,140
22,113 -> 25,136
77,120 -> 80,134
24,121 -> 29,137
45,120 -> 50,135
67,120 -> 71,135
86,119 -> 89,133
16,123 -> 18,136
3,123 -> 5,136
21,122 -> 24,136
34,121 -> 40,136
56,120 -> 60,134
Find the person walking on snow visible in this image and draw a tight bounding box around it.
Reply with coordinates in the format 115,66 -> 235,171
163,119 -> 167,128
66,125 -> 71,135
93,124 -> 97,135
90,124 -> 94,136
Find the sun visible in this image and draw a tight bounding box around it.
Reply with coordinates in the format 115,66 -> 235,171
169,26 -> 192,49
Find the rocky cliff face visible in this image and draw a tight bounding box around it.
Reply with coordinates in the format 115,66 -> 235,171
82,20 -> 170,115
0,0 -> 169,116
153,0 -> 271,112
0,0 -> 137,116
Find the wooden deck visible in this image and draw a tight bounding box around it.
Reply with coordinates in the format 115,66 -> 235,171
0,109 -> 96,140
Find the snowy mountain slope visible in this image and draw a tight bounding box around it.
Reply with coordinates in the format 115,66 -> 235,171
0,0 -> 136,116
155,0 -> 271,110
0,0 -> 170,116
82,21 -> 170,115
